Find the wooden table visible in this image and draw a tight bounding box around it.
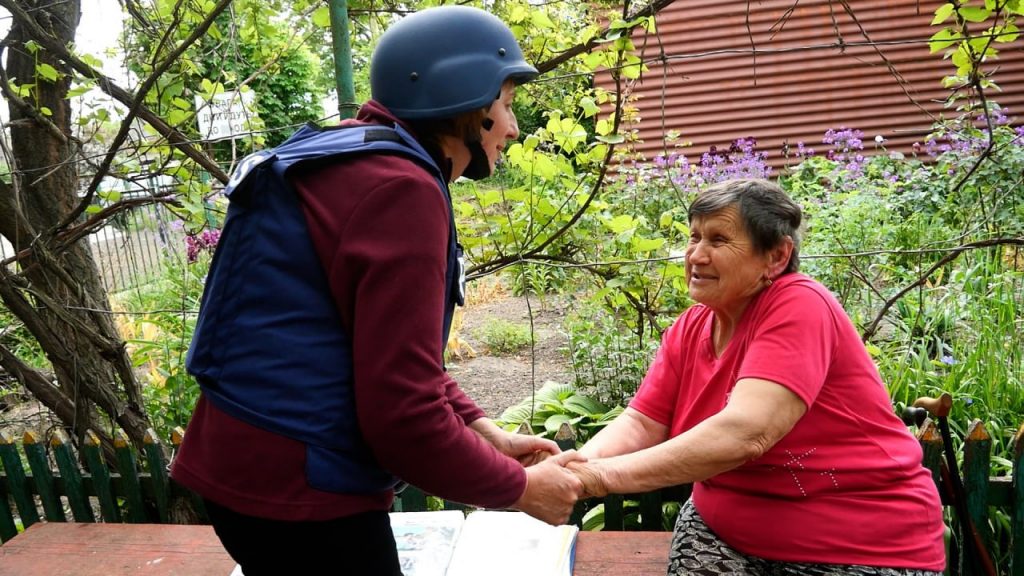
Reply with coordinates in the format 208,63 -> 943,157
0,522 -> 672,575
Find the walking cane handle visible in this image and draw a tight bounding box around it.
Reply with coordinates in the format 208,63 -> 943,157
912,393 -> 953,419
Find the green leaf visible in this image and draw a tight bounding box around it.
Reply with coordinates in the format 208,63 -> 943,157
579,97 -> 601,118
968,37 -> 991,55
543,414 -> 573,434
80,54 -> 104,69
581,504 -> 605,531
86,205 -> 102,214
67,85 -> 91,97
530,11 -> 555,29
932,3 -> 955,25
530,154 -> 559,180
596,134 -> 625,144
995,23 -> 1020,42
563,394 -> 609,417
36,63 -> 59,82
39,106 -> 52,116
605,214 -> 635,234
167,109 -> 189,126
312,6 -> 330,28
172,97 -> 191,110
583,52 -> 606,71
929,28 -> 958,53
476,189 -> 503,207
959,6 -> 991,22
509,5 -> 530,23
952,45 -> 973,73
632,236 -> 666,252
11,82 -> 34,98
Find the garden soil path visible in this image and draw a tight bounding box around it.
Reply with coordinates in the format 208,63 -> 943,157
446,292 -> 576,419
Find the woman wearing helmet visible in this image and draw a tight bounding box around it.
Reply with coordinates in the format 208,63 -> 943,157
171,6 -> 584,575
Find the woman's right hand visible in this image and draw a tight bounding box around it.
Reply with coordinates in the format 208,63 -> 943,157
513,450 -> 586,525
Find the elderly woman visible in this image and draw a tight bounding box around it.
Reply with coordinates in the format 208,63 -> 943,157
571,179 -> 945,575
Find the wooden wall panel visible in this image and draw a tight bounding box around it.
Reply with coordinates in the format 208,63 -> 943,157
595,0 -> 1024,168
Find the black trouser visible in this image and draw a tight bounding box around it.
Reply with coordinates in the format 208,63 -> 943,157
205,499 -> 403,575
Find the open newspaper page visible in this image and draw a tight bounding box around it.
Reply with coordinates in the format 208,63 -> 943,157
391,510 -> 466,576
445,510 -> 578,576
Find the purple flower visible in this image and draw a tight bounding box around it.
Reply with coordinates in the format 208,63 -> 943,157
185,229 -> 222,263
940,355 -> 957,365
185,235 -> 201,264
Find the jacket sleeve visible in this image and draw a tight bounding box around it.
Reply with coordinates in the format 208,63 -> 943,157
294,158 -> 525,508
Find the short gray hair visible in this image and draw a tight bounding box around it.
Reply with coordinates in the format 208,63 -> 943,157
688,178 -> 802,274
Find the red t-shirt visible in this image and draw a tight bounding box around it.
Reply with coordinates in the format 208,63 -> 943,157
171,102 -> 526,521
631,273 -> 945,570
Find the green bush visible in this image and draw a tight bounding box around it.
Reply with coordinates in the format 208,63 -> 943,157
475,318 -> 532,355
564,303 -> 659,406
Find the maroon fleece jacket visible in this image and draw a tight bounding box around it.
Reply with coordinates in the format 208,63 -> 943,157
170,102 -> 526,521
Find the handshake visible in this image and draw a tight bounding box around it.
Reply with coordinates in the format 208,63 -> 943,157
510,448 -> 606,526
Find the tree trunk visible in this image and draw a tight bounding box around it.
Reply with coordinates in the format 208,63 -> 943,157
0,0 -> 152,451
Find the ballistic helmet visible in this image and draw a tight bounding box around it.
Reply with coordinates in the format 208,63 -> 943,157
370,6 -> 538,120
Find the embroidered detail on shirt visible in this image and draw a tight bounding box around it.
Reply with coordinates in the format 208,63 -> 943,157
819,467 -> 840,489
780,448 -> 817,497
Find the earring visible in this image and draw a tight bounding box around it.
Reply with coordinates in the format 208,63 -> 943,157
764,275 -> 773,287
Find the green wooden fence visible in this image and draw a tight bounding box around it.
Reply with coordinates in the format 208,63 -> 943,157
1,419 -> 1022,574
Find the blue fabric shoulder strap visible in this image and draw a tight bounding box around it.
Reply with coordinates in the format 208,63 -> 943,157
225,122 -> 447,200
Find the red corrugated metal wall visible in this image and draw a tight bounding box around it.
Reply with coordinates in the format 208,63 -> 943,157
595,0 -> 1024,167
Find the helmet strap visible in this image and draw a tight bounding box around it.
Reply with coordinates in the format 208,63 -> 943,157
461,139 -> 491,180
460,113 -> 495,180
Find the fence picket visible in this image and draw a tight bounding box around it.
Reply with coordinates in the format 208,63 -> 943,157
604,493 -> 624,530
0,430 -> 39,528
638,491 -> 663,531
964,420 -> 994,549
51,431 -> 94,522
23,431 -> 65,522
0,492 -> 16,542
142,429 -> 170,523
114,431 -> 147,523
918,420 -> 944,489
82,430 -> 120,522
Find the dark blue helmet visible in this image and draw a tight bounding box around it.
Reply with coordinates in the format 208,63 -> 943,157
370,6 -> 538,120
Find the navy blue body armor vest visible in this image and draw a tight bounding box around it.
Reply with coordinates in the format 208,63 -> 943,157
186,123 -> 464,494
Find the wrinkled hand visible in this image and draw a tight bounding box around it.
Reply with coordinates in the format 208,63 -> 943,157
568,461 -> 608,499
513,450 -> 587,525
492,429 -> 561,467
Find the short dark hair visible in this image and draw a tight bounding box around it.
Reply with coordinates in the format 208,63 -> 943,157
404,107 -> 489,158
688,178 -> 803,273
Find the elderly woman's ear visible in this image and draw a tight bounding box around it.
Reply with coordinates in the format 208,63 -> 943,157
765,236 -> 795,281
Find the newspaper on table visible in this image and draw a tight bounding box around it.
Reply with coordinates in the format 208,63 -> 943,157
230,509 -> 577,576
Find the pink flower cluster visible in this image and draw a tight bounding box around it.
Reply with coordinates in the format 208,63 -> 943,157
185,229 -> 221,263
